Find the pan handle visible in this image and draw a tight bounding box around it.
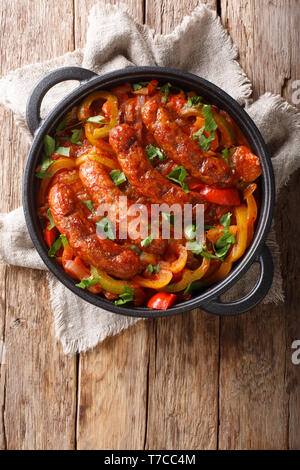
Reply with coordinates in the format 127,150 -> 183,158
26,66 -> 98,135
202,244 -> 273,316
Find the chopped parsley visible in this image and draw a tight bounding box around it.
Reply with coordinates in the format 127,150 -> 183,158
36,135 -> 56,179
96,218 -> 115,241
146,144 -> 168,163
82,200 -> 95,214
186,240 -> 205,255
110,169 -> 127,186
86,115 -> 108,124
193,104 -> 218,151
158,82 -> 172,103
183,280 -> 205,295
184,223 -> 197,240
186,95 -> 202,108
70,128 -> 83,145
141,233 -> 154,248
48,234 -> 68,258
56,146 -> 70,157
147,263 -> 160,274
162,212 -> 175,226
60,234 -> 69,246
222,148 -> 232,166
201,212 -> 236,261
115,286 -> 135,306
132,81 -> 150,91
76,276 -> 99,290
47,208 -> 55,230
167,166 -> 189,193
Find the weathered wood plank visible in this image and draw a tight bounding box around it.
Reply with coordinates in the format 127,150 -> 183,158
0,0 -> 77,449
145,0 -> 217,34
74,0 -> 150,450
219,0 -> 300,449
77,322 -> 150,450
74,0 -> 144,47
145,312 -> 219,450
143,0 -> 219,450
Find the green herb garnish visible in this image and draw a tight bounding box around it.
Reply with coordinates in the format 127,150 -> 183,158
96,218 -> 115,241
86,115 -> 108,124
60,234 -> 69,246
193,104 -> 218,151
48,234 -> 68,257
56,146 -> 70,157
35,135 -> 56,179
132,81 -> 150,91
110,169 -> 127,186
47,208 -> 55,230
221,148 -> 232,166
158,82 -> 172,103
115,286 -> 135,306
147,263 -> 160,274
183,280 -> 205,295
82,200 -> 95,214
186,95 -> 202,108
167,166 -> 189,193
146,144 -> 168,163
186,240 -> 205,255
76,276 -> 99,290
70,128 -> 83,145
44,135 -> 55,156
141,233 -> 154,248
202,212 -> 236,261
162,212 -> 175,226
184,223 -> 197,240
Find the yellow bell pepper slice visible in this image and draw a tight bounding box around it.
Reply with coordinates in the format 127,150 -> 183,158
227,204 -> 248,263
203,204 -> 249,285
133,270 -> 173,289
38,158 -> 76,204
75,152 -> 119,170
78,91 -> 119,139
159,243 -> 188,273
90,266 -> 133,294
203,261 -> 232,285
165,257 -> 210,293
246,193 -> 257,247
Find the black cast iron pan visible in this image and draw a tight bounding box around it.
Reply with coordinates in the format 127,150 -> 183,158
23,66 -> 275,317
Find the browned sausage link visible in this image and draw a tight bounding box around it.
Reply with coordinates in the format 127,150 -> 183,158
109,124 -> 207,209
49,183 -> 143,279
141,98 -> 234,186
79,160 -> 167,255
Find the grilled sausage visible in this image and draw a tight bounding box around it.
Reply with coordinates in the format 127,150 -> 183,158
78,159 -> 167,255
49,182 -> 142,279
141,98 -> 234,186
109,124 -> 207,209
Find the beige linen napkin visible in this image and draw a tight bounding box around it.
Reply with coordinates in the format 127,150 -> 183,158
0,2 -> 299,354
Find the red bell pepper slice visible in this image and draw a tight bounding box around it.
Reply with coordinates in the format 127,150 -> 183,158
44,224 -> 58,248
200,186 -> 240,206
147,292 -> 177,310
191,184 -> 240,206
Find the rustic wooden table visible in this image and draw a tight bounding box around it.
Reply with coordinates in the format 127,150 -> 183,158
0,0 -> 299,450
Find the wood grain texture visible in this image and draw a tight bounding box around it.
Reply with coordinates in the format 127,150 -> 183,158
74,0 -> 144,48
145,0 -> 217,34
0,0 -> 299,450
145,312 -> 219,450
0,0 -> 76,450
77,321 -> 150,450
219,0 -> 300,450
